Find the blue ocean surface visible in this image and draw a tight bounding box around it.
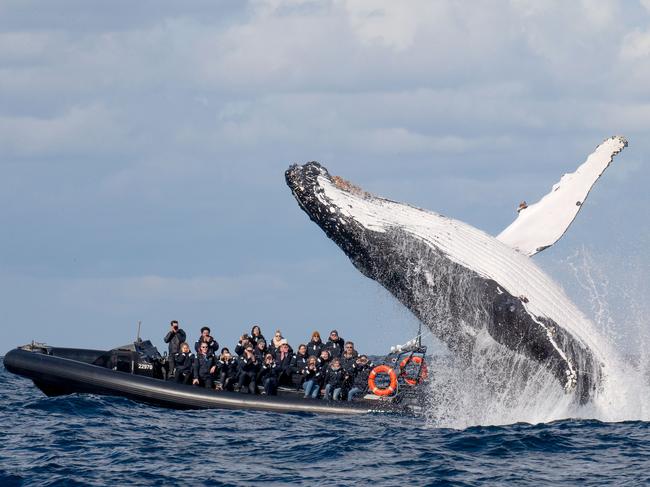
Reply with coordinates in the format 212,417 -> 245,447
2,357 -> 649,486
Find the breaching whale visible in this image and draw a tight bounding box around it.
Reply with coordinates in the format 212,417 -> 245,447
286,136 -> 627,403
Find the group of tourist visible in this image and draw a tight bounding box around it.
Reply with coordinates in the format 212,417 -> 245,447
163,320 -> 375,401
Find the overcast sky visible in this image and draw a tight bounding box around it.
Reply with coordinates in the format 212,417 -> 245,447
1,0 -> 649,355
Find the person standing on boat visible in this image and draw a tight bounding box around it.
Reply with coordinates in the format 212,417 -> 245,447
192,342 -> 217,389
194,326 -> 219,355
164,320 -> 186,375
323,330 -> 345,358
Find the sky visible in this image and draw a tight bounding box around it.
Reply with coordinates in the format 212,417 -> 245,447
1,0 -> 649,355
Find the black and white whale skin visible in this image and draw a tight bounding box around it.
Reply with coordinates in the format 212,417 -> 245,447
286,137 -> 627,403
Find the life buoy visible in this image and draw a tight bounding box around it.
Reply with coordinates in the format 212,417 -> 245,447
368,365 -> 398,396
399,356 -> 428,385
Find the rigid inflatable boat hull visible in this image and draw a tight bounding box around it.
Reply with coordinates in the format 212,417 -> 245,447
4,348 -> 401,415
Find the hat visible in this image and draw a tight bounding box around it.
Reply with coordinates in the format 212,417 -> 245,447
279,339 -> 289,346
330,329 -> 338,335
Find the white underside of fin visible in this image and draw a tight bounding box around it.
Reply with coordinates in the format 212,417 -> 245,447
496,136 -> 627,257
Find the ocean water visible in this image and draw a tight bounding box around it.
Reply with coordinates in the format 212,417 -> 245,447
2,358 -> 650,486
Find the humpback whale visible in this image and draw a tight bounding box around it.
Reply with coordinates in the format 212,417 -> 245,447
286,136 -> 627,403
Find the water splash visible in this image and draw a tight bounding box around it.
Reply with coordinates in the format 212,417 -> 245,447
419,246 -> 650,429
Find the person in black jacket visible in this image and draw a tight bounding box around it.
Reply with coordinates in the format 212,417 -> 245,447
253,339 -> 268,363
302,356 -> 323,399
274,341 -> 294,387
192,343 -> 217,389
347,355 -> 374,401
323,330 -> 345,358
235,334 -> 253,357
290,344 -> 309,389
250,324 -> 265,347
317,349 -> 331,370
164,320 -> 186,375
306,331 -> 323,357
257,353 -> 281,395
237,345 -> 259,394
216,348 -> 238,391
194,326 -> 219,355
340,342 -> 359,374
172,342 -> 194,385
323,358 -> 346,400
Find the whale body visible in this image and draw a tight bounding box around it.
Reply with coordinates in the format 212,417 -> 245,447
285,137 -> 627,403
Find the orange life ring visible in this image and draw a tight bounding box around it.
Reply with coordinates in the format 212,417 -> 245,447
368,365 -> 398,396
399,356 -> 428,385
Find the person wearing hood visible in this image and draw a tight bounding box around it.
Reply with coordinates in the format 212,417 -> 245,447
253,339 -> 268,363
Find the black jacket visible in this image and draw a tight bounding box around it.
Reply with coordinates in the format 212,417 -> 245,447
340,352 -> 358,375
257,361 -> 280,382
351,361 -> 374,389
302,364 -> 323,385
290,353 -> 309,374
217,357 -> 238,379
251,334 -> 266,347
306,340 -> 323,357
323,367 -> 346,388
193,353 -> 216,379
274,350 -> 294,375
323,337 -> 345,358
235,340 -> 252,357
164,328 -> 187,355
172,351 -> 194,375
317,356 -> 331,370
238,355 -> 260,375
194,336 -> 219,355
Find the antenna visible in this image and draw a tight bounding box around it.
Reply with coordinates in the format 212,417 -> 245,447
417,320 -> 422,348
136,320 -> 142,343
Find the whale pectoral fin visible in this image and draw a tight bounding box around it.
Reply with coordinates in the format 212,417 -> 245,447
496,136 -> 628,256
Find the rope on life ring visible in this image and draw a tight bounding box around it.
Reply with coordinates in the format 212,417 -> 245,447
399,356 -> 428,386
368,365 -> 398,396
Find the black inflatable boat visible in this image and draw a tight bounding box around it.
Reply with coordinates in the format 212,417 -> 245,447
4,339 -> 428,415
